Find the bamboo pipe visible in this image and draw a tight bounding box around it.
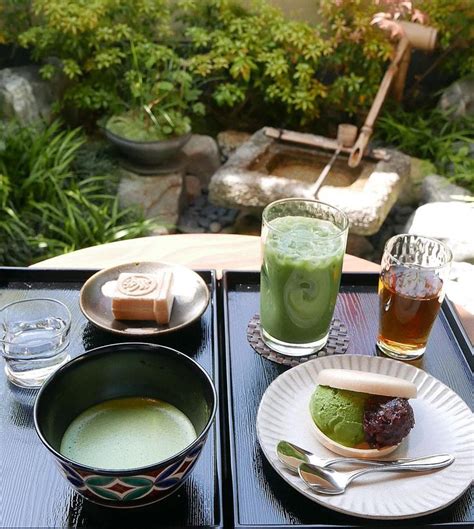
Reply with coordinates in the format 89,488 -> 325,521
392,42 -> 412,102
264,127 -> 390,161
348,37 -> 410,168
349,21 -> 438,168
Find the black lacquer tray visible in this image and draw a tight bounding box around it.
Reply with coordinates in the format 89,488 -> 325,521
0,267 -> 223,529
221,271 -> 473,529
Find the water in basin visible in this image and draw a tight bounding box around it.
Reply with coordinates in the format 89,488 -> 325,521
248,145 -> 375,188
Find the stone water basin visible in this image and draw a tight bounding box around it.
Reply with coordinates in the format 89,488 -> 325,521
209,128 -> 410,236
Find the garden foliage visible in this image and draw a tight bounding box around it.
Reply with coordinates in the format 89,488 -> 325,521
12,0 -> 473,129
180,0 -> 391,127
0,0 -> 472,266
377,109 -> 474,193
0,121 -> 155,266
105,43 -> 205,141
19,0 -> 173,115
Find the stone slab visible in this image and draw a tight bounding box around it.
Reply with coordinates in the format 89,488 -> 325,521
183,134 -> 221,188
209,128 -> 410,236
0,66 -> 56,124
217,130 -> 252,162
118,169 -> 184,232
421,174 -> 473,203
438,77 -> 474,119
397,157 -> 436,206
405,201 -> 474,263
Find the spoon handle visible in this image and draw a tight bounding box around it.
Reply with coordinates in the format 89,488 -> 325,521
323,456 -> 405,468
346,454 -> 454,485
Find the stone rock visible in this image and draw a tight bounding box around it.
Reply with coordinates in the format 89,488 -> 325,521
233,211 -> 261,236
177,210 -> 206,234
421,174 -> 473,203
346,234 -> 375,260
184,174 -> 202,203
183,134 -> 221,189
446,262 -> 474,315
118,169 -> 184,232
210,128 -> 410,236
397,157 -> 436,206
209,221 -> 222,233
438,77 -> 474,119
405,202 -> 474,263
0,66 -> 57,124
220,225 -> 237,234
217,130 -> 252,162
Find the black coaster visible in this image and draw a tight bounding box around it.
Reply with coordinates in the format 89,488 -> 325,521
246,314 -> 349,366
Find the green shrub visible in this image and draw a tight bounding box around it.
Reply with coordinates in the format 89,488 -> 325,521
319,0 -> 474,102
0,0 -> 31,45
179,0 -> 351,128
179,0 -> 472,130
19,0 -> 173,117
0,121 -> 156,266
105,44 -> 204,140
376,108 -> 474,192
13,0 -> 473,133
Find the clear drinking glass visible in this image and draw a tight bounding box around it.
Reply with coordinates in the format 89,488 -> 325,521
0,298 -> 71,388
260,198 -> 349,356
377,234 -> 452,360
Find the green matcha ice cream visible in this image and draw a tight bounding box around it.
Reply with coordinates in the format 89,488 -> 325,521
310,385 -> 370,447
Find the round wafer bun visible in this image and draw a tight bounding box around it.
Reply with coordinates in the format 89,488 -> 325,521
317,368 -> 417,399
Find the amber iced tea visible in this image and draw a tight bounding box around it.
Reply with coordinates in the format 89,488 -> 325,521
378,267 -> 443,355
377,234 -> 452,360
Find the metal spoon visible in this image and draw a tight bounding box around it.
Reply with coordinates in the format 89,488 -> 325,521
277,440 -> 408,472
298,454 -> 454,495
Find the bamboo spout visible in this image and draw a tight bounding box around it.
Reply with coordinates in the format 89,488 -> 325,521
349,37 -> 410,168
349,21 -> 438,168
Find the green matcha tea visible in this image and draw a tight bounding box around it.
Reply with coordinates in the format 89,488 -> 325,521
260,215 -> 345,345
60,397 -> 197,470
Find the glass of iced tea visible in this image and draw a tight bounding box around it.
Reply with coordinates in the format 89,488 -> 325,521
377,234 -> 452,360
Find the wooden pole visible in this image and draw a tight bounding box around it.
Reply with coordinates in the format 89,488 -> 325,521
348,37 -> 410,168
392,43 -> 412,102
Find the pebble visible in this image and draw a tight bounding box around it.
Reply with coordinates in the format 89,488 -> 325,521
178,191 -> 240,234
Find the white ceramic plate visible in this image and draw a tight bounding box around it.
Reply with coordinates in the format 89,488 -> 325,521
256,354 -> 473,520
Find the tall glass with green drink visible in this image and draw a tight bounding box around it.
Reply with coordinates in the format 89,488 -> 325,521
260,199 -> 349,356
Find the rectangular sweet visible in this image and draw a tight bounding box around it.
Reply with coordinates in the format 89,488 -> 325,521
111,270 -> 174,324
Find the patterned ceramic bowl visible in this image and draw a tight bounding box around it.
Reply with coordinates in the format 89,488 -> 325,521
34,342 -> 216,508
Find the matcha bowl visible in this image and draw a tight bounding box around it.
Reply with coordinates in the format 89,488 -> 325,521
34,343 -> 216,508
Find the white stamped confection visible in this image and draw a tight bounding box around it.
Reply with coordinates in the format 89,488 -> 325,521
117,274 -> 157,296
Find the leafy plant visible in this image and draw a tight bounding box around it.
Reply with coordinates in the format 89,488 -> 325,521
319,0 -> 474,103
12,0 -> 473,134
18,0 -> 173,117
106,44 -> 204,140
0,121 -> 156,266
376,108 -> 474,192
177,0 -> 472,130
0,0 -> 31,45
178,0 -> 337,128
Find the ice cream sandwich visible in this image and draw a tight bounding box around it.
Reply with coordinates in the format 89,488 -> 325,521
309,368 -> 417,458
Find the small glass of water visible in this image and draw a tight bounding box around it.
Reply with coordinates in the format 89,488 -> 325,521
0,298 -> 71,388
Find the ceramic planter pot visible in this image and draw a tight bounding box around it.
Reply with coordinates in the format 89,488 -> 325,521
34,342 -> 216,508
105,128 -> 191,167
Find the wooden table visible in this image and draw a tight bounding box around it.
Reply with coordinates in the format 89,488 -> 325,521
32,233 -> 473,345
32,233 -> 379,274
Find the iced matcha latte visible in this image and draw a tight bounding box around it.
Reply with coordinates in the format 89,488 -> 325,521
260,199 -> 348,356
